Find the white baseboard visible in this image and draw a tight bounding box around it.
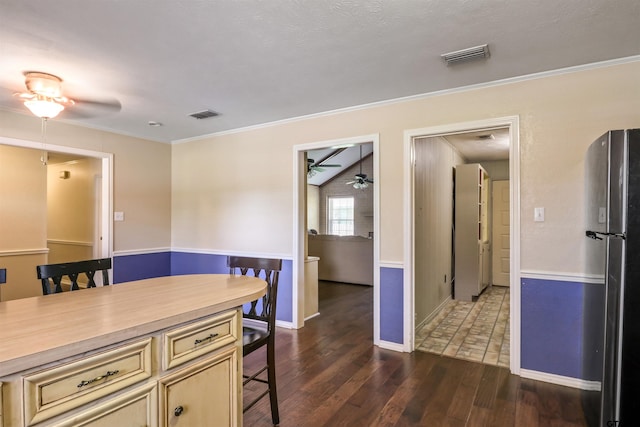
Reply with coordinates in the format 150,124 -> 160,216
304,312 -> 320,321
416,296 -> 451,330
275,320 -> 295,329
243,318 -> 295,330
520,368 -> 601,391
377,340 -> 407,352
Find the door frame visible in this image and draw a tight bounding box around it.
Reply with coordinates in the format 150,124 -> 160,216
0,135 -> 113,268
403,116 -> 521,374
292,134 -> 380,340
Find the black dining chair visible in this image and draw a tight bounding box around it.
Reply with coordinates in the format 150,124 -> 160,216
37,258 -> 112,295
227,256 -> 282,425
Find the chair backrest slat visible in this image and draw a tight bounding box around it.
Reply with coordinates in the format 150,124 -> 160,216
37,258 -> 112,295
227,256 -> 282,329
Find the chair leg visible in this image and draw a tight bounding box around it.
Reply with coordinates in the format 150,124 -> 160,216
267,342 -> 280,425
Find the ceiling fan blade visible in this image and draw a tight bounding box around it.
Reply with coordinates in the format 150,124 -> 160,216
314,147 -> 348,166
319,164 -> 341,168
60,96 -> 121,119
346,180 -> 356,185
365,179 -> 374,183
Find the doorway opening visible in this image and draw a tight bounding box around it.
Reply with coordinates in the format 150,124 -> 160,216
292,135 -> 380,343
404,117 -> 520,374
0,136 -> 112,300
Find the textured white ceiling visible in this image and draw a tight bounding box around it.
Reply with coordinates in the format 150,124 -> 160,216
444,128 -> 510,162
1,1 -> 639,143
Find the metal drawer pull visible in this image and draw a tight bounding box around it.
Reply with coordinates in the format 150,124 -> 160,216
77,370 -> 120,388
194,333 -> 219,345
174,406 -> 184,416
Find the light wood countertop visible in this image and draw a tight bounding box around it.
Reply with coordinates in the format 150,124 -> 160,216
0,274 -> 266,376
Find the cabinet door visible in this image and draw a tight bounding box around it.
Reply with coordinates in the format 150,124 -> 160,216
159,347 -> 239,427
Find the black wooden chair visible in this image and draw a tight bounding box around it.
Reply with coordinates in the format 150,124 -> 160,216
228,256 -> 282,426
37,258 -> 112,295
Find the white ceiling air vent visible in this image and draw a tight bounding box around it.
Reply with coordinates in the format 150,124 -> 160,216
189,110 -> 219,119
441,44 -> 490,65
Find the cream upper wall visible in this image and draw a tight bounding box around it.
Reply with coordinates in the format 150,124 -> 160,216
47,158 -> 100,243
172,61 -> 640,274
0,145 -> 47,250
0,111 -> 172,252
171,132 -> 293,254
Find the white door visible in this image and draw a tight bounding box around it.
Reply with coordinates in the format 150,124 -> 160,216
491,180 -> 510,286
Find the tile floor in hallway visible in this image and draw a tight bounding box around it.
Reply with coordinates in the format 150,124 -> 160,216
415,285 -> 510,368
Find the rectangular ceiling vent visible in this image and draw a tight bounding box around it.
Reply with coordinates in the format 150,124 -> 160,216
188,110 -> 219,119
441,44 -> 490,65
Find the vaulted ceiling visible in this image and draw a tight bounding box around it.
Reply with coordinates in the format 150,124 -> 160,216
1,1 -> 638,143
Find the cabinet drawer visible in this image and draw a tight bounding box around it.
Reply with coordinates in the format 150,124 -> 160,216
163,309 -> 239,370
23,338 -> 152,426
53,383 -> 158,427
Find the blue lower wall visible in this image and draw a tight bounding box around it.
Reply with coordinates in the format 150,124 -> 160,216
521,277 -> 604,381
380,267 -> 404,344
113,251 -> 171,283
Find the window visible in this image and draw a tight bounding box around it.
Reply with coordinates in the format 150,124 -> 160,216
327,196 -> 354,236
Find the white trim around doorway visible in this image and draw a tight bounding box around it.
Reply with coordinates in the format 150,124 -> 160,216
292,134 -> 380,343
403,116 -> 521,375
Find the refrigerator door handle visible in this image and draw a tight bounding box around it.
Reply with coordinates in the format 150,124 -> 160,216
586,230 -> 626,240
586,230 -> 603,240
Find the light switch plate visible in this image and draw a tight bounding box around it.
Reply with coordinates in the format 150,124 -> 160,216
534,207 -> 545,222
114,211 -> 125,221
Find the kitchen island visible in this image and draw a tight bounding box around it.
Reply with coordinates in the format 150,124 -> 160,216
0,274 -> 266,426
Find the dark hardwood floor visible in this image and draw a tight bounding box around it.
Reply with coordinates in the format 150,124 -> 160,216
243,281 -> 592,426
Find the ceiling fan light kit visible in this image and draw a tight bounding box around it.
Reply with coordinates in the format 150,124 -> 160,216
16,72 -> 75,119
24,96 -> 65,119
347,145 -> 374,189
353,180 -> 369,190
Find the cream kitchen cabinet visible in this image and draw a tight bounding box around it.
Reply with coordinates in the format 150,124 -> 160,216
0,274 -> 265,427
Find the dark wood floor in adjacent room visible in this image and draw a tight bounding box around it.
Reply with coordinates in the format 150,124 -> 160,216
243,281 -> 592,426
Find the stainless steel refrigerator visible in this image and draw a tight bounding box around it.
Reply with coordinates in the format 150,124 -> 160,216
585,128 -> 640,426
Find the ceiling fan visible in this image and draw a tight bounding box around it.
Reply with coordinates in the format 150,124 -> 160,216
13,71 -> 121,119
307,147 -> 346,178
346,145 -> 373,189
307,159 -> 341,176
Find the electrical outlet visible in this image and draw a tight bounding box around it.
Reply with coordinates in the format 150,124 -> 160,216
534,207 -> 545,222
114,211 -> 125,221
